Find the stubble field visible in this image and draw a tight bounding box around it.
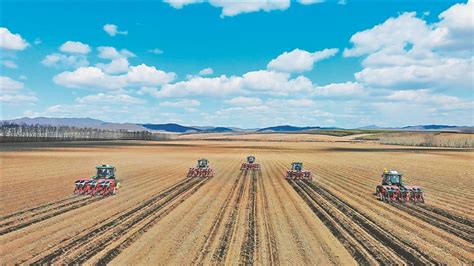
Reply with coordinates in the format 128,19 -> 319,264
1,140 -> 473,265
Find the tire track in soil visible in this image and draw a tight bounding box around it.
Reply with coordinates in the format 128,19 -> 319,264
301,179 -> 438,265
193,170 -> 245,264
240,169 -> 258,264
0,165 -> 182,238
62,178 -> 209,265
28,177 -> 199,264
314,165 -> 474,245
288,179 -> 381,265
0,196 -> 102,236
212,170 -> 249,263
256,169 -> 279,265
94,178 -> 210,265
392,204 -> 474,243
418,205 -> 474,227
0,196 -> 79,220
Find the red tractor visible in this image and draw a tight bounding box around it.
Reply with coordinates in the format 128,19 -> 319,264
375,169 -> 424,203
240,156 -> 261,171
74,165 -> 120,196
285,162 -> 312,180
187,159 -> 214,178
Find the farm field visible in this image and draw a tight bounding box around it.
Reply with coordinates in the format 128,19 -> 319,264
1,140 -> 473,264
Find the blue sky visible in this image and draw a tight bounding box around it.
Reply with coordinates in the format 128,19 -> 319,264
1,0 -> 473,128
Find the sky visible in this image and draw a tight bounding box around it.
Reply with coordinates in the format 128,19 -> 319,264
1,0 -> 473,128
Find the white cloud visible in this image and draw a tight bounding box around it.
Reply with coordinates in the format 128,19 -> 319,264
34,38 -> 42,45
41,53 -> 89,69
267,48 -> 338,73
148,48 -> 164,54
54,67 -> 123,90
53,64 -> 176,90
126,64 -> 176,86
315,82 -> 365,96
0,94 -> 38,104
298,0 -> 324,5
198,67 -> 214,76
225,96 -> 262,106
1,76 -> 24,92
0,76 -> 37,104
76,93 -> 144,104
96,58 -> 129,74
344,6 -> 474,91
159,99 -> 201,107
242,70 -> 313,94
59,41 -> 91,54
97,46 -> 135,59
156,75 -> 242,98
95,47 -> 135,74
2,60 -> 18,69
103,24 -> 128,36
0,28 -> 29,50
164,0 -> 203,9
164,0 -> 291,17
385,89 -> 473,111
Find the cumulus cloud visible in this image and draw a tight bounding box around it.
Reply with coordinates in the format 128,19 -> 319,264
385,89 -> 473,111
267,48 -> 338,73
97,46 -> 135,59
53,64 -> 176,90
0,27 -> 29,50
96,58 -> 129,74
42,53 -> 89,69
159,99 -> 201,107
103,24 -> 128,36
1,76 -> 24,92
315,82 -> 365,96
225,96 -> 262,106
344,4 -> 474,91
95,46 -> 135,74
153,69 -> 313,98
165,0 -> 291,17
198,67 -> 214,76
76,93 -> 144,104
59,41 -> 91,54
0,76 -> 37,104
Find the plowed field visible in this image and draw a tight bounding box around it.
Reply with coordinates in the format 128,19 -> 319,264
1,140 -> 473,264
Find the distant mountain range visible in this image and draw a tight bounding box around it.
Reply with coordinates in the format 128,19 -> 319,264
2,117 -> 473,133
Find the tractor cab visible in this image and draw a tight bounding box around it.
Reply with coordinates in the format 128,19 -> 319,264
247,156 -> 256,164
197,159 -> 209,169
291,162 -> 303,171
381,170 -> 403,186
94,165 -> 116,179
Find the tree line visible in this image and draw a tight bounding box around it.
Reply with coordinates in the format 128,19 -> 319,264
0,123 -> 172,142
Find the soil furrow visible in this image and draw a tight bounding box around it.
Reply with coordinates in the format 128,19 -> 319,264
289,179 -> 384,265
257,170 -> 279,265
418,205 -> 474,228
240,169 -> 258,264
212,169 -> 248,262
303,180 -> 438,265
92,178 -> 210,264
0,196 -> 102,236
30,177 -> 196,264
193,170 -> 245,264
0,196 -> 80,221
393,204 -> 474,243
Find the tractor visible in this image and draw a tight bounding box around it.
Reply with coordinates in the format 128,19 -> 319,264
240,155 -> 261,171
285,162 -> 312,180
74,165 -> 120,196
375,169 -> 424,203
187,158 -> 214,178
